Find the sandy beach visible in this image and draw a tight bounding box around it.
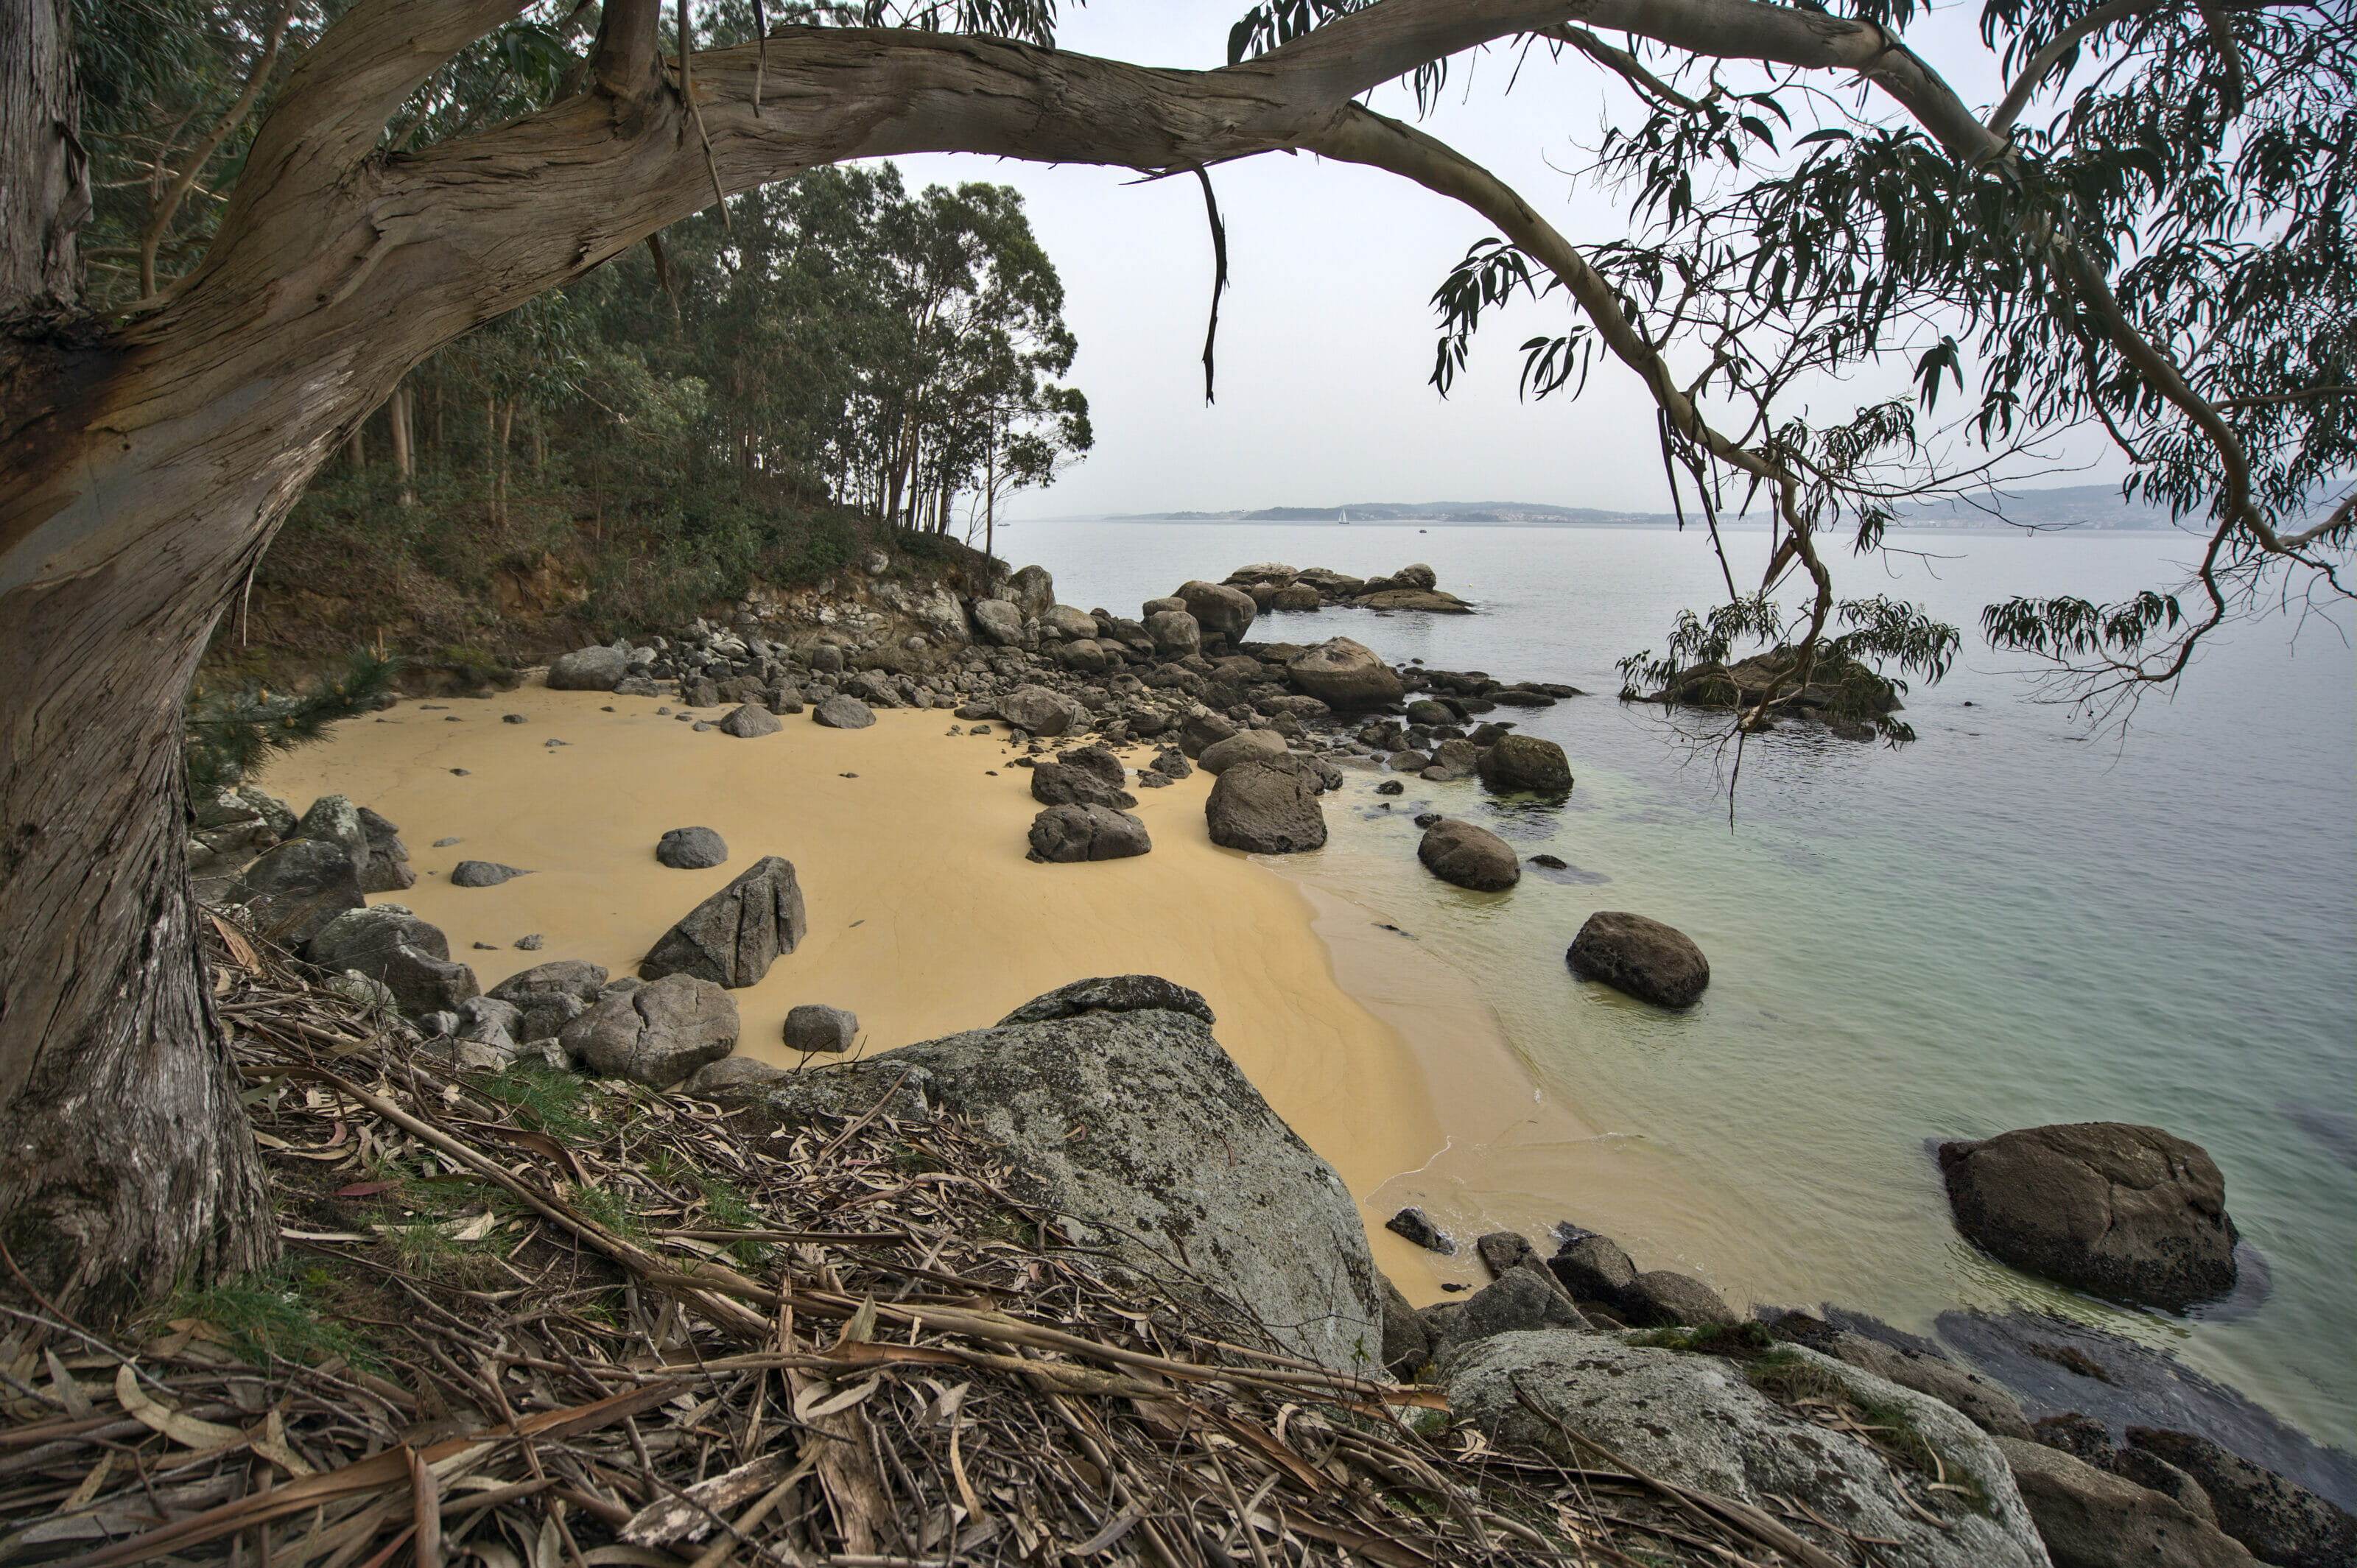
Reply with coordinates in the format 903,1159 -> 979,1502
261,678 -> 1746,1304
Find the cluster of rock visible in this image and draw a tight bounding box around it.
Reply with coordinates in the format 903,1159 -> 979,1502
696,979 -> 2350,1568
1217,560 -> 1475,615
1631,642 -> 1905,741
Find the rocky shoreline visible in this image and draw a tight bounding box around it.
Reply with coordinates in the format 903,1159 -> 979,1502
189,544 -> 2354,1568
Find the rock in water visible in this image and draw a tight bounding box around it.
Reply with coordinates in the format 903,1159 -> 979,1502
450,859 -> 530,887
1619,1270 -> 1740,1328
232,838 -> 364,947
811,694 -> 876,730
1548,1231 -> 1639,1304
783,1004 -> 859,1054
640,855 -> 808,988
745,993 -> 1383,1371
2126,1427 -> 2357,1567
1028,804 -> 1152,862
1450,1335 -> 2048,1568
1176,579 -> 1258,643
1196,729 -> 1289,775
997,684 -> 1078,736
718,702 -> 781,737
1567,910 -> 1711,1008
1286,636 -> 1404,709
548,646 -> 628,690
1417,819 -> 1520,890
1995,1437 -> 2260,1568
1205,761 -> 1327,854
561,974 -> 740,1086
656,826 -> 728,869
1385,1208 -> 1457,1254
305,905 -> 480,1016
1477,733 -> 1573,795
1938,1123 -> 2239,1309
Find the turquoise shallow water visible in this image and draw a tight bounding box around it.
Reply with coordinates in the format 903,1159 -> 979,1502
1014,516 -> 2357,1450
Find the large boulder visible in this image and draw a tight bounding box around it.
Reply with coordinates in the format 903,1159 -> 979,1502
1195,728 -> 1289,776
354,806 -> 414,893
1028,804 -> 1152,863
1007,563 -> 1056,619
1447,1333 -> 2047,1568
1618,1270 -> 1740,1328
2126,1428 -> 2357,1568
971,598 -> 1025,645
997,684 -> 1079,737
748,994 -> 1383,1371
1285,637 -> 1403,710
548,645 -> 629,690
1178,710 -> 1237,757
488,959 -> 608,1041
296,794 -> 369,876
811,693 -> 877,729
997,975 -> 1214,1027
305,905 -> 479,1016
1145,609 -> 1201,659
1417,819 -> 1520,891
1205,761 -> 1327,854
561,974 -> 740,1086
656,826 -> 728,870
782,1004 -> 858,1054
1427,1271 -> 1587,1364
1039,605 -> 1100,641
1937,1124 -> 2239,1309
231,838 -> 364,947
1030,750 -> 1135,809
718,702 -> 781,738
640,855 -> 808,988
1567,910 -> 1712,1008
1176,580 -> 1257,643
1477,733 -> 1573,795
1549,1231 -> 1640,1305
1996,1436 -> 2258,1568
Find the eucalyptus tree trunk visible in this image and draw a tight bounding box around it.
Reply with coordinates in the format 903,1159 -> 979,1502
0,0 -> 1997,1321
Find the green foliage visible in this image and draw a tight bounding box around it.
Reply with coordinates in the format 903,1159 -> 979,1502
470,1061 -> 603,1143
1629,1320 -> 1777,1356
161,1262 -> 368,1371
183,650 -> 400,793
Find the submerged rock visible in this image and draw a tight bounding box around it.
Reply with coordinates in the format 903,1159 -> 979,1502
1417,819 -> 1520,891
1567,910 -> 1711,1008
1939,1123 -> 2238,1309
1477,734 -> 1573,795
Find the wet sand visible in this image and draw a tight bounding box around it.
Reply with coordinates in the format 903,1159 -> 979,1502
263,681 -> 1745,1305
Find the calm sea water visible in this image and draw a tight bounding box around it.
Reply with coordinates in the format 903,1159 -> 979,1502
1012,516 -> 2357,1449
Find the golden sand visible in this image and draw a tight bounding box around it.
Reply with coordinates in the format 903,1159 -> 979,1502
262,680 -> 1752,1306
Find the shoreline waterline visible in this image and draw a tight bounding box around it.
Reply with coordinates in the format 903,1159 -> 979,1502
260,682 -> 1698,1295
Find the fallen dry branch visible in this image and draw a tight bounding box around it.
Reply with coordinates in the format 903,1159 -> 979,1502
0,921 -> 1805,1567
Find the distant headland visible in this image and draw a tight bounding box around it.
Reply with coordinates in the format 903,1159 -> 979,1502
1053,483 -> 2190,530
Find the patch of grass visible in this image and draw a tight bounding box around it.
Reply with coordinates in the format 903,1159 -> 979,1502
572,1184 -> 647,1242
162,1262 -> 369,1371
1746,1350 -> 1990,1514
1630,1321 -> 1776,1357
698,1178 -> 770,1267
471,1061 -> 603,1142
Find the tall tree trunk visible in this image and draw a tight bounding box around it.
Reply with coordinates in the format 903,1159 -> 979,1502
390,382 -> 415,506
0,0 -> 86,332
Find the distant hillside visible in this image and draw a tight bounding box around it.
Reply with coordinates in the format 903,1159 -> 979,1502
1096,484 -> 2191,530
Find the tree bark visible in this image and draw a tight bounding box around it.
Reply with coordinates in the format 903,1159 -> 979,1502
0,0 -> 2005,1321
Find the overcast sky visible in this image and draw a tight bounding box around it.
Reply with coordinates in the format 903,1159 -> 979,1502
881,2 -> 2123,519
